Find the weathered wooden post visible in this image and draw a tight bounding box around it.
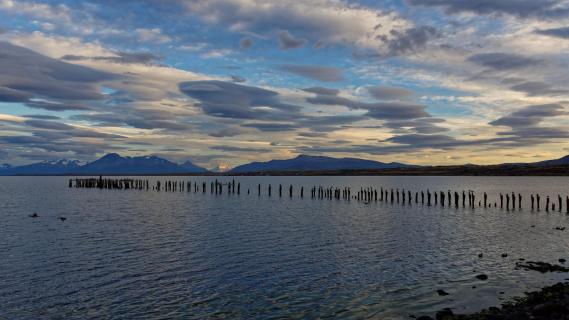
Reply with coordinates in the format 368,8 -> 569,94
546,196 -> 550,212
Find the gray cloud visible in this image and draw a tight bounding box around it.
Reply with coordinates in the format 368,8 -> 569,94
367,85 -> 415,101
210,146 -> 271,153
23,115 -> 61,120
62,51 -> 163,65
407,0 -> 569,19
304,88 -> 433,121
280,65 -> 344,82
302,87 -> 340,96
490,103 -> 569,139
467,53 -> 541,70
384,26 -> 438,56
366,102 -> 431,120
24,119 -> 74,131
535,26 -> 569,39
510,81 -> 569,96
179,80 -> 302,121
208,127 -> 246,137
278,30 -> 307,50
241,122 -> 299,132
0,42 -> 117,108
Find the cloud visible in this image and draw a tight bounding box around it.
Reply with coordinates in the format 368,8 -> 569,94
240,37 -> 253,49
210,145 -> 271,153
490,103 -> 568,127
467,53 -> 541,70
384,26 -> 439,56
278,30 -> 307,50
367,86 -> 415,101
304,89 -> 432,120
183,0 -> 412,52
62,51 -> 163,65
384,118 -> 449,134
241,122 -> 299,132
535,26 -> 569,39
136,28 -> 172,43
0,42 -> 117,105
510,81 -> 569,96
280,64 -> 344,82
302,87 -> 340,96
406,0 -> 569,19
208,127 -> 246,137
490,103 -> 569,139
179,80 -> 302,120
365,102 -> 431,120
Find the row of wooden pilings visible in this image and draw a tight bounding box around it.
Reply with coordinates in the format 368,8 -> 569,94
69,177 -> 569,213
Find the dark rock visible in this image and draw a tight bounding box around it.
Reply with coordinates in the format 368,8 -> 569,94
502,253 -> 508,258
29,213 -> 38,218
560,259 -> 566,264
59,217 -> 66,222
516,261 -> 569,273
555,226 -> 566,231
437,289 -> 450,296
476,274 -> 488,280
478,253 -> 483,258
435,308 -> 453,320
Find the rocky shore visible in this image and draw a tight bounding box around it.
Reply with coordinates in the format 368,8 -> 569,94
417,282 -> 569,320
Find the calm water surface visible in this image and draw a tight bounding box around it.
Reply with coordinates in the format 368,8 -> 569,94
1,176 -> 569,319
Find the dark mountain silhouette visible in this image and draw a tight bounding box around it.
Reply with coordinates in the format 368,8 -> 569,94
0,163 -> 12,171
230,154 -> 412,173
0,153 -> 207,175
0,159 -> 82,175
179,160 -> 208,173
77,153 -> 207,174
533,155 -> 569,166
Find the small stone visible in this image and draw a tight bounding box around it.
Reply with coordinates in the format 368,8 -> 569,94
437,289 -> 450,296
478,253 -> 483,258
560,259 -> 566,264
29,213 -> 38,218
502,253 -> 508,258
476,274 -> 488,280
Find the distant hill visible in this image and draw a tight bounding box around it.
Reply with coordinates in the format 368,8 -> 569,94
0,153 -> 207,175
533,155 -> 569,166
230,154 -> 412,173
0,163 -> 12,171
0,159 -> 82,175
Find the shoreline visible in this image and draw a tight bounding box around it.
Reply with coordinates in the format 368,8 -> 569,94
417,281 -> 569,320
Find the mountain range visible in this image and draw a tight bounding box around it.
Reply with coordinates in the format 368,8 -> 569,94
0,153 -> 207,175
0,153 -> 568,176
230,154 -> 412,173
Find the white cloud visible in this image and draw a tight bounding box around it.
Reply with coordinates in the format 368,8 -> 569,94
136,28 -> 172,44
183,0 -> 413,53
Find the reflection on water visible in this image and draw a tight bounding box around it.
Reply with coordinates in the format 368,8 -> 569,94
1,176 -> 568,319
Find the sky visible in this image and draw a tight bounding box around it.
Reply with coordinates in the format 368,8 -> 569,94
0,0 -> 569,169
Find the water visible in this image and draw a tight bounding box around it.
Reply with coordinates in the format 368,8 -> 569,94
1,176 -> 568,319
